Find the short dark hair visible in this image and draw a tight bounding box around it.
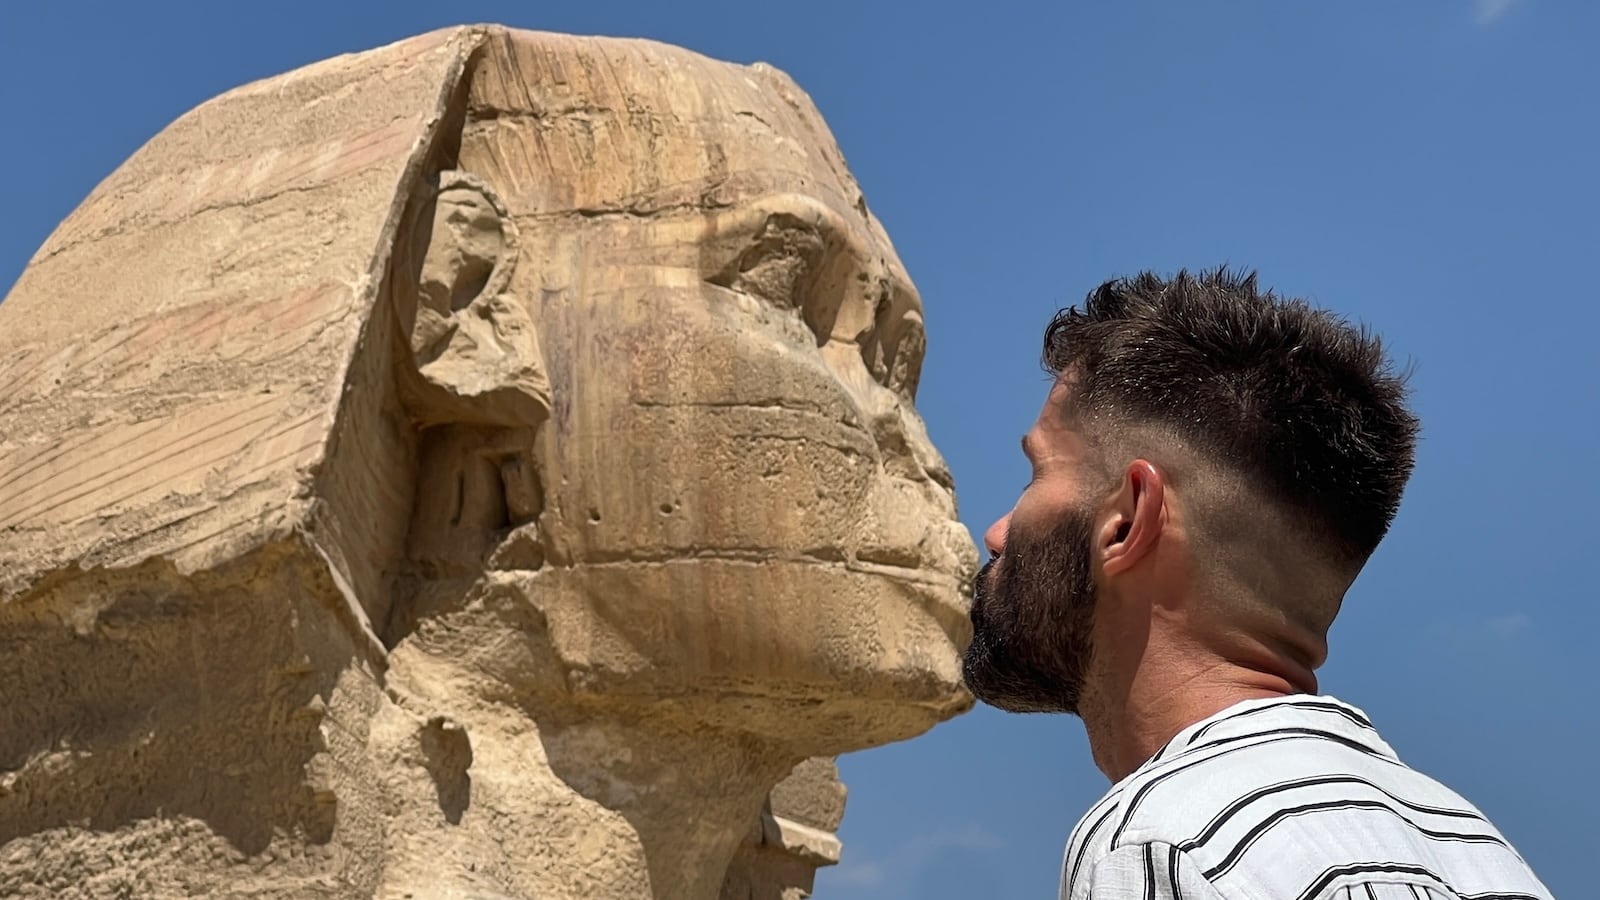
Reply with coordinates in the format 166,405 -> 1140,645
1043,267 -> 1419,564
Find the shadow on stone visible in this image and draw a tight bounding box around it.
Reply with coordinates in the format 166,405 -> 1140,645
419,717 -> 473,825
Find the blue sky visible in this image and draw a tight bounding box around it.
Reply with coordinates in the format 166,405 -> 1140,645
3,2 -> 1594,897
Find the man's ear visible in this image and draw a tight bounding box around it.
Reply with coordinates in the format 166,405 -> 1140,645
1098,459 -> 1165,576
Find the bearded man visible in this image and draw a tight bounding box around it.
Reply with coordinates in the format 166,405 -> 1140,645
964,269 -> 1552,900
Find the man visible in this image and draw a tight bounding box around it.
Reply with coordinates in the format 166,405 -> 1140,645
964,269 -> 1553,900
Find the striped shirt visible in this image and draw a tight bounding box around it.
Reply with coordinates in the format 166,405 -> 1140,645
1059,695 -> 1553,900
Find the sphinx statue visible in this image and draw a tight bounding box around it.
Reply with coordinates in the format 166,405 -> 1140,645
0,25 -> 977,899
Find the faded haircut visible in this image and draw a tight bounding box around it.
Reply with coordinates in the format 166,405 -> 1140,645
1043,267 -> 1419,567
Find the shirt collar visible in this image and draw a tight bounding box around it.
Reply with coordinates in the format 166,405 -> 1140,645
1136,693 -> 1398,775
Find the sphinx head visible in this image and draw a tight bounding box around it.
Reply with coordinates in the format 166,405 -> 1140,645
384,30 -> 978,754
0,26 -> 976,898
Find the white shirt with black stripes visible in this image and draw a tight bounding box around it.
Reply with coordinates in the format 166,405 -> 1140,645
1059,695 -> 1554,900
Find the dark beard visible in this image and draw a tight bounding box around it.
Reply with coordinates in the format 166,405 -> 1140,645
961,504 -> 1097,715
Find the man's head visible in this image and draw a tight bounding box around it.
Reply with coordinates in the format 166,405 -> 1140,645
963,268 -> 1419,716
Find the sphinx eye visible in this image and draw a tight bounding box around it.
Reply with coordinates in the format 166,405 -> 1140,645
884,310 -> 926,401
861,284 -> 925,402
706,213 -> 826,311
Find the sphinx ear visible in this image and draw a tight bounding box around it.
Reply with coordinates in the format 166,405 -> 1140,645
428,170 -> 521,307
391,169 -> 550,430
394,170 -> 520,354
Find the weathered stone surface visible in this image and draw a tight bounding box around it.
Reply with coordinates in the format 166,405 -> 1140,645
0,24 -> 976,899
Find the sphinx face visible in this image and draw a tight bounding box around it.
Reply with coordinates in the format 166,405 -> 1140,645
396,31 -> 979,750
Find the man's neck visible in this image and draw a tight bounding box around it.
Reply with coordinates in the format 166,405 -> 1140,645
1082,661 -> 1307,782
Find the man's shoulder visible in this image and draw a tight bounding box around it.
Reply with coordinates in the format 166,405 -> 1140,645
1058,696 -> 1553,899
1060,780 -> 1132,895
1073,697 -> 1396,853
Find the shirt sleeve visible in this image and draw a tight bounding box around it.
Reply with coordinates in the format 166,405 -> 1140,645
1081,842 -> 1228,900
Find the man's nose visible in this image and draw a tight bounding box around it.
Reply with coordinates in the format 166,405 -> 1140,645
983,513 -> 1011,559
